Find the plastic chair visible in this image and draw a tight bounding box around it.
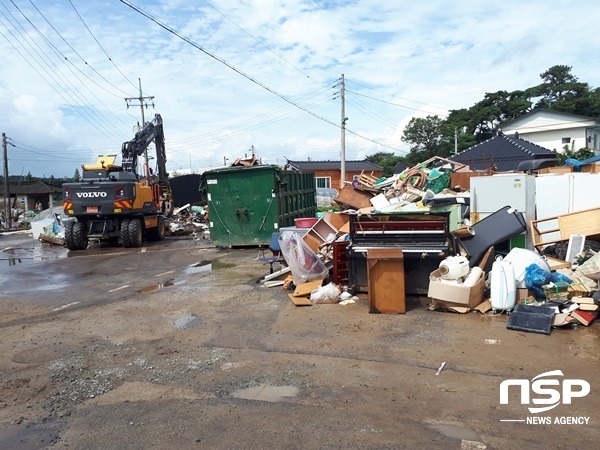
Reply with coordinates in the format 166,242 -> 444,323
257,232 -> 284,274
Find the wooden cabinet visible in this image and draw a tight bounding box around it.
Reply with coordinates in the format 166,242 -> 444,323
367,248 -> 405,314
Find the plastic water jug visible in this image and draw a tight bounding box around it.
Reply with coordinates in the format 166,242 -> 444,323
490,256 -> 516,311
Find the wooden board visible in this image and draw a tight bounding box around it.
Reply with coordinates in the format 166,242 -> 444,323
530,207 -> 600,249
367,248 -> 405,314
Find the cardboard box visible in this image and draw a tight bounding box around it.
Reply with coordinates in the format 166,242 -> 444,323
428,269 -> 485,309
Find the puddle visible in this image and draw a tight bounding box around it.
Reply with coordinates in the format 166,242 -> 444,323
185,259 -> 235,275
173,314 -> 202,329
1,245 -> 67,267
0,425 -> 58,449
138,280 -> 175,293
428,424 -> 480,441
233,384 -> 299,402
186,260 -> 212,275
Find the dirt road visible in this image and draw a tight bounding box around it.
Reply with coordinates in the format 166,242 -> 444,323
0,232 -> 598,449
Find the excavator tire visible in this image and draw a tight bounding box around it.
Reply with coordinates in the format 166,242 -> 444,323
128,218 -> 143,248
65,221 -> 88,250
72,222 -> 88,250
148,216 -> 166,241
64,221 -> 77,250
121,219 -> 132,247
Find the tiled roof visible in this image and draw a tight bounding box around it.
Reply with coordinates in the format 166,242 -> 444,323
0,181 -> 62,195
286,160 -> 382,171
448,134 -> 556,171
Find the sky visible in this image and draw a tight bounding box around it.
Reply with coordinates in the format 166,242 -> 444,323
0,0 -> 599,179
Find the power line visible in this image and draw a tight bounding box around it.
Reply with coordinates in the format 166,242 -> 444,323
201,0 -> 327,88
26,0 -> 135,98
120,0 -> 404,154
346,78 -> 450,113
346,88 -> 449,116
65,0 -> 139,92
0,15 -> 124,144
11,1 -> 131,129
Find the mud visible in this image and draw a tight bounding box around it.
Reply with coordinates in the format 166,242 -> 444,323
0,232 -> 598,449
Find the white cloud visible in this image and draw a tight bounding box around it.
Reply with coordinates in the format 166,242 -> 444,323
0,0 -> 598,177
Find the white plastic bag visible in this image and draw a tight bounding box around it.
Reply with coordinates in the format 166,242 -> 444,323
278,231 -> 328,285
309,282 -> 340,304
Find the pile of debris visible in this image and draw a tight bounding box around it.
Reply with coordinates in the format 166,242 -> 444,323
168,203 -> 209,237
257,159 -> 599,336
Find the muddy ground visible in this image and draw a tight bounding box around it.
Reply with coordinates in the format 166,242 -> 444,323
0,231 -> 598,449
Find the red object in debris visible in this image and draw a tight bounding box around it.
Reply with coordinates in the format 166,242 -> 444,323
294,217 -> 318,228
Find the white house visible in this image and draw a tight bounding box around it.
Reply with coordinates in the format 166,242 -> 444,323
500,110 -> 600,154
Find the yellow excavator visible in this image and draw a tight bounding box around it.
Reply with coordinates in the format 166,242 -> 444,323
62,114 -> 173,250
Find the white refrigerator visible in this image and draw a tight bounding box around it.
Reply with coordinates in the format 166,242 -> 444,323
535,173 -> 600,243
470,174 -> 536,250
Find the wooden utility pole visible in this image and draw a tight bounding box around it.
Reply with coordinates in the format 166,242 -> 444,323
2,133 -> 11,229
340,74 -> 346,189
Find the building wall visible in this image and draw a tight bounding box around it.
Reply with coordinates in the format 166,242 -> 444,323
502,111 -> 600,152
516,129 -> 592,152
312,169 -> 382,189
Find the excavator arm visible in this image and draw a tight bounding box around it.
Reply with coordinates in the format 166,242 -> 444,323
121,113 -> 173,216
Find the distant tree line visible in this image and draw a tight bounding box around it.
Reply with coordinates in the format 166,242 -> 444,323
366,65 -> 600,176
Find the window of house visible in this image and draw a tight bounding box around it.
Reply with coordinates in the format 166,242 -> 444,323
562,137 -> 571,144
316,177 -> 331,188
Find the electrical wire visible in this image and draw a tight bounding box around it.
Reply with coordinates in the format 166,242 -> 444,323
26,0 -> 134,99
65,0 -> 139,92
0,19 -> 124,145
202,0 -> 327,88
120,0 -> 402,154
11,1 -> 131,128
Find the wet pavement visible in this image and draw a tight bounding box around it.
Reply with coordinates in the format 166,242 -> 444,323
0,231 -> 598,449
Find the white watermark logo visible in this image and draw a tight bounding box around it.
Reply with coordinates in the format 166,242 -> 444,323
499,370 -> 591,424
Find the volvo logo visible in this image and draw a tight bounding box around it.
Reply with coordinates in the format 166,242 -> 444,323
76,192 -> 107,198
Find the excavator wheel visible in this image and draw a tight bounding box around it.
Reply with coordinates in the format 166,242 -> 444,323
155,216 -> 166,240
120,219 -> 132,247
73,222 -> 88,250
64,221 -> 76,250
65,221 -> 88,250
128,218 -> 143,248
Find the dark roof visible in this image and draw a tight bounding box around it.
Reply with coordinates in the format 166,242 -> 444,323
0,181 -> 62,195
448,134 -> 556,171
286,160 -> 382,172
393,161 -> 411,174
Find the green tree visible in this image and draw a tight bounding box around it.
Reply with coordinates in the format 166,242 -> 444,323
533,65 -> 590,114
401,115 -> 452,164
49,175 -> 56,184
73,168 -> 81,182
25,171 -> 33,181
364,151 -> 404,177
554,146 -> 594,166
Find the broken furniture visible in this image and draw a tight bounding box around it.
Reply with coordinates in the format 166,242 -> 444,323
367,248 -> 405,314
456,205 -> 527,267
257,232 -> 284,274
347,211 -> 454,295
530,207 -> 600,251
506,304 -> 556,335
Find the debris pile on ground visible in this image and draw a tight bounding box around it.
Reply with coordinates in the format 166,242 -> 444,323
168,203 -> 209,237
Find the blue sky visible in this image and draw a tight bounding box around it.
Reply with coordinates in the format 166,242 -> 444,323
0,0 -> 598,178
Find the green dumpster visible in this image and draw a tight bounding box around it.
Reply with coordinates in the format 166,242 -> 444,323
201,165 -> 316,247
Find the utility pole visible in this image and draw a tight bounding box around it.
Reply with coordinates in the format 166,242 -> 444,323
125,78 -> 155,180
454,128 -> 458,155
2,133 -> 11,229
340,74 -> 346,189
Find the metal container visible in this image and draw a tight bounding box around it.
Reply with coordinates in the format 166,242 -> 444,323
202,165 -> 316,247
